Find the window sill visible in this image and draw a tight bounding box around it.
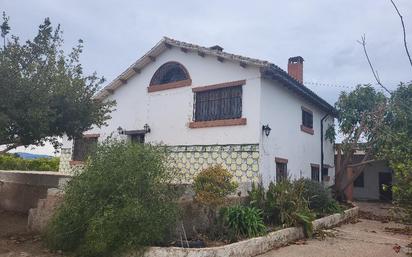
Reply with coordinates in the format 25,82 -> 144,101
147,79 -> 192,93
323,176 -> 331,182
300,125 -> 314,135
69,160 -> 85,166
189,118 -> 247,128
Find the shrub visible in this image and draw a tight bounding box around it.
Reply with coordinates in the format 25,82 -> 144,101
44,140 -> 180,257
300,179 -> 342,215
392,161 -> 412,222
193,165 -> 238,238
220,205 -> 266,241
266,180 -> 308,226
193,165 -> 238,208
264,180 -> 315,237
0,154 -> 59,171
294,209 -> 316,238
248,182 -> 266,211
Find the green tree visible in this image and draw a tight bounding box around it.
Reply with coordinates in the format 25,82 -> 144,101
333,85 -> 387,199
1,12 -> 10,48
0,14 -> 114,154
377,83 -> 412,221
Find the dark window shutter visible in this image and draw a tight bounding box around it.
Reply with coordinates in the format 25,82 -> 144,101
72,137 -> 98,161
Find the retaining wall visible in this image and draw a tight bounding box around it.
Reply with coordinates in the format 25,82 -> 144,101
27,186 -> 247,237
137,207 -> 359,257
0,170 -> 71,213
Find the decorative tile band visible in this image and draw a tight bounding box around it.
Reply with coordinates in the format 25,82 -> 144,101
166,144 -> 259,184
58,148 -> 73,174
58,144 -> 260,184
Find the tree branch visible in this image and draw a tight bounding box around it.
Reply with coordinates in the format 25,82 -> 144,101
357,35 -> 392,94
347,159 -> 377,168
0,144 -> 19,155
390,0 -> 412,69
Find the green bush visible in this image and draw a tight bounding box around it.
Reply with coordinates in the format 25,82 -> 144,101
0,154 -> 59,171
44,140 -> 180,257
193,165 -> 238,208
220,205 -> 266,241
391,161 -> 412,222
266,180 -> 310,226
248,182 -> 266,211
249,180 -> 315,237
300,179 -> 342,215
294,209 -> 316,238
193,165 -> 238,239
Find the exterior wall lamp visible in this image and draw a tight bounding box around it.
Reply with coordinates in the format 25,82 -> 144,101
262,124 -> 271,137
117,126 -> 124,135
144,123 -> 151,133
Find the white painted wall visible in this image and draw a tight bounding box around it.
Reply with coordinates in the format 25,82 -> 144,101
258,78 -> 335,187
61,47 -> 335,187
353,160 -> 392,200
67,47 -> 262,146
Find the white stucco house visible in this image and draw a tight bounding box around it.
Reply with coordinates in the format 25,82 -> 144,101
59,37 -> 336,188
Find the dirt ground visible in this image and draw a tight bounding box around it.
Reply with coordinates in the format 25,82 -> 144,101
1,202 -> 411,257
258,202 -> 412,257
0,210 -> 59,257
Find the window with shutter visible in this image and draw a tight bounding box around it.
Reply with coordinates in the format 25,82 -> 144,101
72,137 -> 98,161
311,165 -> 320,182
194,86 -> 242,121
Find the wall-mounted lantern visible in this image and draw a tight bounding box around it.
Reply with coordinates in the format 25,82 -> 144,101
144,123 -> 151,133
117,126 -> 124,135
262,124 -> 272,137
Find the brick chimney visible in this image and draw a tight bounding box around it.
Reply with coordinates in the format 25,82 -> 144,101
287,56 -> 304,83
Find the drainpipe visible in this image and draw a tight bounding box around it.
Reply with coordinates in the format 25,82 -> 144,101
320,114 -> 328,182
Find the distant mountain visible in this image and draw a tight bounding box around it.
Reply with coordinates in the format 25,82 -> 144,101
15,152 -> 52,159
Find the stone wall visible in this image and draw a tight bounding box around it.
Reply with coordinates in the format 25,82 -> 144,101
0,170 -> 71,213
27,185 -> 247,237
28,188 -> 64,232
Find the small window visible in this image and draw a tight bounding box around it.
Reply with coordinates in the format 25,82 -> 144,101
72,137 -> 98,161
276,162 -> 288,182
150,62 -> 189,86
194,86 -> 242,121
130,134 -> 145,144
354,172 -> 364,187
322,167 -> 329,181
302,108 -> 313,129
311,165 -> 320,182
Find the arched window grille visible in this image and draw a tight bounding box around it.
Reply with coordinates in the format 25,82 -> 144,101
150,62 -> 190,86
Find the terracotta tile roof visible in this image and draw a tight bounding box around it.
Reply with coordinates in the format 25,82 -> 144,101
95,37 -> 336,115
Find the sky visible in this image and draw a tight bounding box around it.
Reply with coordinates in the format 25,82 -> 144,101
1,0 -> 412,155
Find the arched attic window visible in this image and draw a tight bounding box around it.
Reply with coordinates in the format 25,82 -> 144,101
148,62 -> 191,92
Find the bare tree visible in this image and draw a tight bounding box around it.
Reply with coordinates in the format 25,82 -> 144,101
336,0 -> 411,201
390,0 -> 412,69
357,35 -> 391,94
